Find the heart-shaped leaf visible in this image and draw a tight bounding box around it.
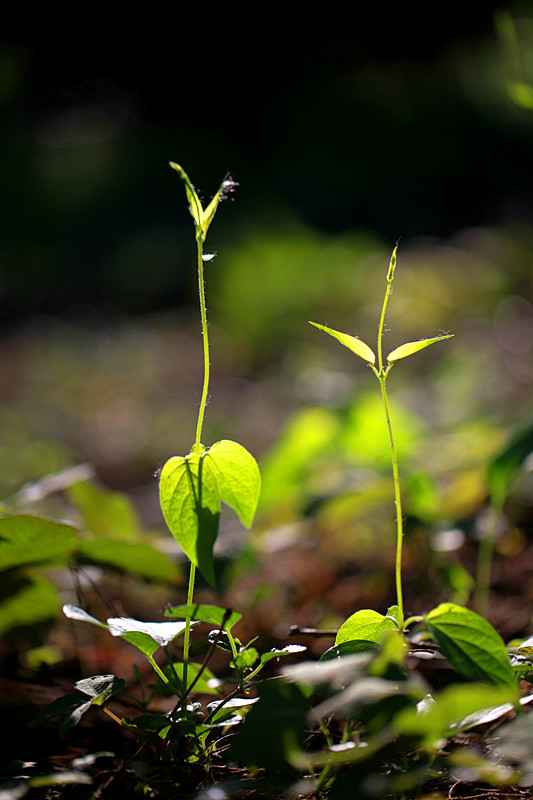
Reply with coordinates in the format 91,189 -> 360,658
425,603 -> 516,686
386,335 -> 453,363
335,609 -> 397,646
206,440 -> 260,528
309,322 -> 376,364
159,452 -> 220,586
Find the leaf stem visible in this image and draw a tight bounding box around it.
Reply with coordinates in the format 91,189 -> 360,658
187,227 -> 210,688
182,562 -> 197,695
474,487 -> 505,616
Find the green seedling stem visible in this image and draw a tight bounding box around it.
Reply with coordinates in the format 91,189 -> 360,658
184,213 -> 211,692
311,246 -> 453,630
371,247 -> 404,626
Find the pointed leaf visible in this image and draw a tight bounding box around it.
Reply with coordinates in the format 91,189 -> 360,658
425,603 -> 516,685
165,603 -> 242,631
201,181 -> 225,236
75,674 -> 125,702
335,609 -> 397,646
106,617 -> 189,648
159,452 -> 220,586
309,322 -> 376,364
386,335 -> 453,363
63,604 -> 109,630
169,161 -> 204,228
206,440 -> 260,528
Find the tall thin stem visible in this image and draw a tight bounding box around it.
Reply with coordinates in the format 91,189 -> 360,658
373,247 -> 404,625
195,232 -> 210,451
379,375 -> 404,626
474,487 -> 505,616
184,230 -> 210,691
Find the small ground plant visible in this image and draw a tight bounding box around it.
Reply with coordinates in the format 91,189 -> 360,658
24,167 -> 533,799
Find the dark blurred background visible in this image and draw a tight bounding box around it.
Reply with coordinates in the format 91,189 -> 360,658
3,4 -> 533,679
1,6 -> 533,502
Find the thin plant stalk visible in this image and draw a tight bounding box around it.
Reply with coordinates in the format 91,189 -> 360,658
474,488 -> 505,616
371,248 -> 404,627
194,231 -> 210,452
184,227 -> 210,691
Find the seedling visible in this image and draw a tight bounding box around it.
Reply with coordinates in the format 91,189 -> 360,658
158,163 -> 261,689
310,246 -> 452,628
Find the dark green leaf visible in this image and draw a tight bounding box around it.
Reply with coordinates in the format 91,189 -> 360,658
228,679 -> 309,773
425,603 -> 516,685
0,574 -> 60,637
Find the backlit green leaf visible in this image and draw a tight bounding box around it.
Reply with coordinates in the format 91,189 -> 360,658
165,603 -> 242,631
206,440 -> 260,528
169,162 -> 203,228
67,481 -> 142,541
159,452 -> 220,586
78,539 -> 180,583
309,322 -> 376,364
394,683 -> 518,747
335,609 -> 397,646
386,335 -> 453,363
0,516 -> 77,571
425,603 -> 515,685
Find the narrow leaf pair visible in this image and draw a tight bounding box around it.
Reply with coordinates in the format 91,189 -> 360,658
309,321 -> 452,368
169,162 -> 233,241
